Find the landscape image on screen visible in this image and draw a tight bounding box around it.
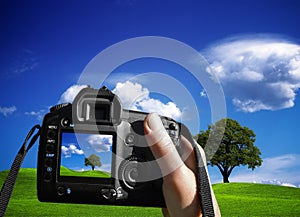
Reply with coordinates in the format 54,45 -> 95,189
60,132 -> 113,178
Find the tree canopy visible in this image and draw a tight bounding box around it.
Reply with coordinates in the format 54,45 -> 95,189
197,118 -> 263,183
84,154 -> 102,171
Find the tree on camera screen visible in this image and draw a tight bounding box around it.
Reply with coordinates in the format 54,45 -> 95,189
60,132 -> 113,178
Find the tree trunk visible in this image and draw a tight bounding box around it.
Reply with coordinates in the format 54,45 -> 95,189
223,173 -> 230,183
92,166 -> 95,171
216,164 -> 231,183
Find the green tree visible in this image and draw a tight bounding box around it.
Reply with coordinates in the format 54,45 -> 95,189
197,118 -> 262,183
84,154 -> 102,171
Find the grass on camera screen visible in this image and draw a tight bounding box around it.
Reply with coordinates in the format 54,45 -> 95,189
60,132 -> 112,178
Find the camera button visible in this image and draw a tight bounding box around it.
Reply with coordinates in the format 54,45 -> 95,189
57,186 -> 65,196
61,118 -> 71,127
66,188 -> 72,195
101,188 -> 117,201
119,157 -> 147,190
44,158 -> 53,167
43,172 -> 52,182
168,130 -> 176,137
47,130 -> 56,139
46,144 -> 55,153
169,122 -> 177,130
125,134 -> 135,146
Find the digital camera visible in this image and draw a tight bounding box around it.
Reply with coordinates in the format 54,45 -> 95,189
37,86 -> 186,207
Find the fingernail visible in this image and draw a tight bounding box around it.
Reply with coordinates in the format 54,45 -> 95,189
147,113 -> 163,131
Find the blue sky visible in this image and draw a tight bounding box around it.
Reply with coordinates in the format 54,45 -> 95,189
1,0 -> 300,187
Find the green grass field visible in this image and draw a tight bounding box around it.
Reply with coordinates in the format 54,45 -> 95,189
214,182 -> 300,217
1,168 -> 300,216
60,166 -> 111,178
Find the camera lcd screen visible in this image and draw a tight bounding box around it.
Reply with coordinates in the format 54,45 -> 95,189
60,132 -> 113,179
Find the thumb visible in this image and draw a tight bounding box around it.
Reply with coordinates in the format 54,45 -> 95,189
144,113 -> 183,176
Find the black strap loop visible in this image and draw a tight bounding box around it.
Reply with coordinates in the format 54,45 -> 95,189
181,124 -> 215,217
0,125 -> 41,217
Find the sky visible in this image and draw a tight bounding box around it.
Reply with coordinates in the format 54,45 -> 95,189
1,0 -> 300,187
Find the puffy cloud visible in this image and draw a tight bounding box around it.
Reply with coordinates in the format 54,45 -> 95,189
61,144 -> 84,158
138,99 -> 181,120
113,81 -> 182,119
0,106 -> 17,117
113,81 -> 149,108
86,134 -> 113,152
58,84 -> 88,103
205,36 -> 300,112
232,99 -> 270,113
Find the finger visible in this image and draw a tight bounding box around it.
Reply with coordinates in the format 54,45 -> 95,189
179,136 -> 197,174
144,113 -> 202,216
144,113 -> 184,176
162,208 -> 170,217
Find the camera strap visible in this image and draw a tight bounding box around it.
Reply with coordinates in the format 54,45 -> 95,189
0,125 -> 41,217
181,124 -> 216,217
194,145 -> 216,217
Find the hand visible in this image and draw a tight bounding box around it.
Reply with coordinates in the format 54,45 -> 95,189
144,113 -> 202,217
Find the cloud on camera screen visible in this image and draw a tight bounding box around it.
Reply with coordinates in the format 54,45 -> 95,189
60,132 -> 113,178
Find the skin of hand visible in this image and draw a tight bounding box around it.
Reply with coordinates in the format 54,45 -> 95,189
144,113 -> 202,217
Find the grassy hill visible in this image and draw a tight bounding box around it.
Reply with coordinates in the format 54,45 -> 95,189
214,182 -> 300,216
1,169 -> 300,216
60,166 -> 111,178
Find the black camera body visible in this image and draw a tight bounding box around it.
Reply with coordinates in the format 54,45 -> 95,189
37,87 -> 182,207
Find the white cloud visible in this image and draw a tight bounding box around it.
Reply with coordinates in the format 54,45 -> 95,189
229,154 -> 300,187
61,146 -> 69,156
0,106 -> 17,117
261,179 -> 297,188
58,84 -> 88,103
25,109 -> 46,120
289,57 -> 300,79
200,89 -> 207,97
104,72 -> 138,87
113,81 -> 149,108
69,144 -> 84,155
204,35 -> 300,112
232,98 -> 270,113
61,144 -> 84,158
138,99 -> 181,119
113,81 -> 182,119
86,135 -> 113,152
